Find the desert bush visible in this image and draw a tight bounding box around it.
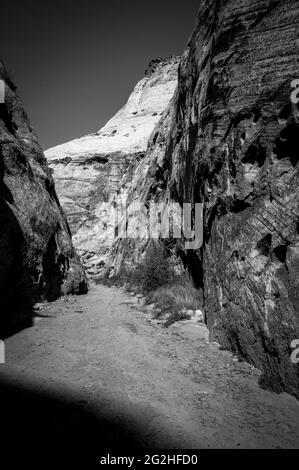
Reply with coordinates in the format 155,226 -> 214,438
99,242 -> 174,294
148,273 -> 202,316
99,243 -> 203,328
135,242 -> 173,294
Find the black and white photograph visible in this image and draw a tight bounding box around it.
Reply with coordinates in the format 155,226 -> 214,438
0,0 -> 298,463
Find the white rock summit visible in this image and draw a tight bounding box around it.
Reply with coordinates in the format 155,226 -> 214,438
45,57 -> 179,275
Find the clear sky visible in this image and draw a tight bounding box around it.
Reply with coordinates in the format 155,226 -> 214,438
0,0 -> 199,150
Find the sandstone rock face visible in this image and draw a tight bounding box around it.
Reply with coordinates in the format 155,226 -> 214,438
109,0 -> 299,397
46,1 -> 299,397
45,57 -> 179,276
0,62 -> 87,335
172,0 -> 299,397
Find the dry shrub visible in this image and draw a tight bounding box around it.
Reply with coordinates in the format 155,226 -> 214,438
148,273 -> 202,316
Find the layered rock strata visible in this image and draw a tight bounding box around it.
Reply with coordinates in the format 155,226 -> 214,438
0,61 -> 87,335
47,0 -> 299,397
108,0 -> 299,397
46,57 -> 179,276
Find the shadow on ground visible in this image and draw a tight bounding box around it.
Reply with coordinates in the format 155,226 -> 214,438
0,374 -> 163,463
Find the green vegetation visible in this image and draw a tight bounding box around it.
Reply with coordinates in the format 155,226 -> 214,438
101,241 -> 202,327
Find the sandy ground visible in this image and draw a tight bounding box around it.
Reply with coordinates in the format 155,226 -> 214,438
1,284 -> 299,460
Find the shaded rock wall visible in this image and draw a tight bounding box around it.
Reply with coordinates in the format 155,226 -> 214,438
45,0 -> 299,397
0,62 -> 87,335
109,0 -> 299,397
173,0 -> 299,397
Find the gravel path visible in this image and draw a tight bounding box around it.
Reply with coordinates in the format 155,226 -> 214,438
1,284 -> 299,460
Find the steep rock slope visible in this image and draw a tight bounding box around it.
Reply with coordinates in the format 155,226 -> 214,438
174,0 -> 299,397
46,58 -> 179,275
0,62 -> 87,335
110,0 -> 299,397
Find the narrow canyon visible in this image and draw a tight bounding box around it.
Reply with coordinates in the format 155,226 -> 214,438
46,0 -> 299,399
0,0 -> 298,456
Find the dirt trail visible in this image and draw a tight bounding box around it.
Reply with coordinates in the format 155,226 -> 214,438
1,284 -> 299,458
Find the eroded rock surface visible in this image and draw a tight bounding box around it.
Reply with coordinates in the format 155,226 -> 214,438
46,0 -> 299,397
108,0 -> 299,397
172,0 -> 299,397
46,57 -> 179,276
0,61 -> 87,335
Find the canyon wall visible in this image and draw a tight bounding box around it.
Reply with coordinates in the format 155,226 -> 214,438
172,0 -> 299,397
0,61 -> 87,335
46,57 -> 179,276
108,0 -> 299,397
47,0 -> 299,397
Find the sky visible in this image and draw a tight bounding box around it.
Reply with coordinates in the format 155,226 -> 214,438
0,0 -> 199,150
